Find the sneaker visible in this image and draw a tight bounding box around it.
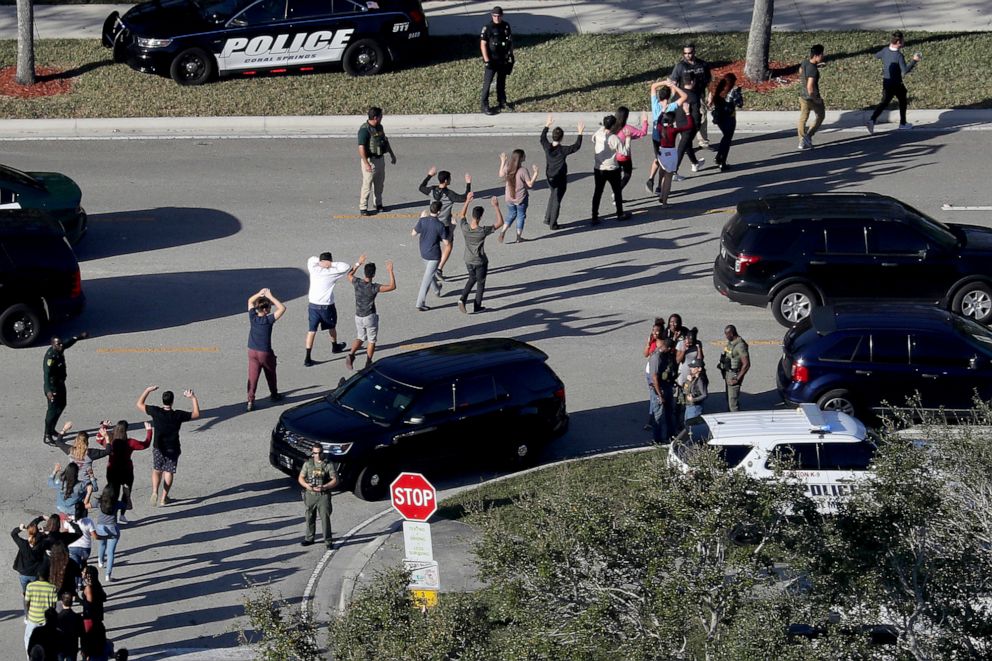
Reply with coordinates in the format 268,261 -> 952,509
898,123 -> 913,130
269,392 -> 284,402
303,357 -> 315,367
691,158 -> 705,172
344,354 -> 354,371
104,573 -> 113,583
483,108 -> 498,116
359,209 -> 374,217
435,268 -> 445,281
549,222 -> 560,230
798,141 -> 810,151
417,305 -> 430,312
866,119 -> 875,134
673,174 -> 686,183
473,306 -> 488,313
644,179 -> 654,195
654,185 -> 661,194
301,539 -> 315,547
150,492 -> 158,506
591,217 -> 601,226
332,342 -> 346,354
159,495 -> 171,507
375,204 -> 385,213
246,400 -> 254,412
458,301 -> 467,314
118,513 -> 129,524
698,139 -> 710,148
97,558 -> 103,568
617,211 -> 632,221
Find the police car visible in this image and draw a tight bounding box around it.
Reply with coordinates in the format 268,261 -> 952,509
668,404 -> 878,514
101,0 -> 429,85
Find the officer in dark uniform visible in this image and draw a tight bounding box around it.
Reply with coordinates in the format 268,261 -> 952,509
480,6 -> 514,116
298,444 -> 339,548
43,332 -> 87,445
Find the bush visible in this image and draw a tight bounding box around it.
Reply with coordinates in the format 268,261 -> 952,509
239,586 -> 320,661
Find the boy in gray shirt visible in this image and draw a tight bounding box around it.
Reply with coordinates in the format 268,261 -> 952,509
419,166 -> 472,281
458,194 -> 504,314
867,31 -> 921,132
345,254 -> 396,370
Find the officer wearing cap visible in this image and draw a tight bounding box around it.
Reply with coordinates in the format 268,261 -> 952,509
480,6 -> 514,116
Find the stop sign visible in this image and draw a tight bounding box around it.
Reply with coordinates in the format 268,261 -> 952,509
390,472 -> 437,522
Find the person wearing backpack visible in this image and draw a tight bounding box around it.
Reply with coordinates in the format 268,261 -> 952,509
357,106 -> 396,216
418,166 -> 472,281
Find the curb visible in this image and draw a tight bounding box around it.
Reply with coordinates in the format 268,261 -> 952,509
307,444 -> 656,619
1,110 -> 991,140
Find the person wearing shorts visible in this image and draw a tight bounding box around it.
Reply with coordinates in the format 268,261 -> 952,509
136,386 -> 199,507
645,80 -> 687,194
304,252 -> 351,367
344,254 -> 396,370
656,104 -> 696,207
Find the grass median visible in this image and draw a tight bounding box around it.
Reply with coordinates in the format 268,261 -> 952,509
0,30 -> 988,119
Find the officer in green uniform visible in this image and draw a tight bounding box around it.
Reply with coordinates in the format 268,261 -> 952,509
719,325 -> 750,412
42,332 -> 87,445
298,444 -> 339,548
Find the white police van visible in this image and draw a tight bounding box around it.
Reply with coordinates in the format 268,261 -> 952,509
669,404 -> 877,514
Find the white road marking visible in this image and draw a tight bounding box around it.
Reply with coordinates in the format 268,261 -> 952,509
942,204 -> 992,211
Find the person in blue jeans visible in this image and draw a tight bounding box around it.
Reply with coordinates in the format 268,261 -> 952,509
94,485 -> 121,583
708,73 -> 744,171
648,338 -> 676,444
497,149 -> 539,243
682,358 -> 709,421
411,202 -> 449,311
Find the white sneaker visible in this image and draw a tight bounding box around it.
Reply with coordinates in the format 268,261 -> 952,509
898,123 -> 913,130
118,513 -> 128,524
798,141 -> 809,151
866,119 -> 875,134
97,558 -> 103,568
104,573 -> 113,583
698,139 -> 710,148
691,158 -> 705,172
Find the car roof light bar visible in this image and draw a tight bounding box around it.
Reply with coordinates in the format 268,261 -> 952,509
799,403 -> 832,433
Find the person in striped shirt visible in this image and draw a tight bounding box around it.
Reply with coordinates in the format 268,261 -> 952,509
24,569 -> 57,652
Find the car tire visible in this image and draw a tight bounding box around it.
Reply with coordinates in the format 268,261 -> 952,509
772,284 -> 817,327
342,39 -> 387,76
816,389 -> 856,416
0,303 -> 43,348
353,462 -> 393,501
952,282 -> 992,324
508,439 -> 536,469
170,47 -> 215,86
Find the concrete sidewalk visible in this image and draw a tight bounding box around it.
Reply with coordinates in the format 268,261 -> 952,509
0,0 -> 988,40
0,109 -> 990,141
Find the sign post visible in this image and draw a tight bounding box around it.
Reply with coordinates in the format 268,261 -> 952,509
390,472 -> 440,608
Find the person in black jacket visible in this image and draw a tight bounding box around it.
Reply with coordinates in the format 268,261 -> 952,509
669,43 -> 712,148
12,517 -> 47,595
480,6 -> 514,115
540,114 -> 584,230
418,166 -> 472,281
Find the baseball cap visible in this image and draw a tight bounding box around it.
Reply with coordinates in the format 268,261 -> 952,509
688,358 -> 704,368
491,6 -> 504,15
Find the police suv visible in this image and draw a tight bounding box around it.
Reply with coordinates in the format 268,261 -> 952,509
102,0 -> 429,85
669,404 -> 877,514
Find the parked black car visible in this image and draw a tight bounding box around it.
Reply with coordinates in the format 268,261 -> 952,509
777,304 -> 992,417
0,163 -> 87,245
0,210 -> 85,348
270,339 -> 569,500
102,0 -> 429,85
713,193 -> 992,327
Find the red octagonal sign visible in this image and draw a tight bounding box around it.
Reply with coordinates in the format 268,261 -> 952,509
390,472 -> 437,522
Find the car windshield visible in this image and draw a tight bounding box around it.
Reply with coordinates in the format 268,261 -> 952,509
328,370 -> 418,424
900,201 -> 958,248
0,164 -> 43,190
192,0 -> 256,21
952,314 -> 992,351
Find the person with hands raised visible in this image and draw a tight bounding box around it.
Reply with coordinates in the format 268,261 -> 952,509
458,193 -> 504,314
95,420 -> 153,523
540,114 -> 584,230
497,149 -> 539,243
136,385 -> 200,507
246,287 -> 286,411
345,253 -> 396,370
418,166 -> 472,281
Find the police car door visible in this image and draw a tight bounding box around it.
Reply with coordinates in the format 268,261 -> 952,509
218,0 -> 292,72
815,441 -> 875,512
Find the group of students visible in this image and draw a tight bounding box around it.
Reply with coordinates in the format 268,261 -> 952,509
13,410 -> 180,659
643,314 -> 710,445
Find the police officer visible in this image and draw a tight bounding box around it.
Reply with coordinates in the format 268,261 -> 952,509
298,444 -> 339,549
357,106 -> 396,216
42,332 -> 87,445
719,325 -> 750,412
480,6 -> 514,116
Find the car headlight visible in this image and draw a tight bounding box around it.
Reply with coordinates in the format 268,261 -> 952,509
136,36 -> 173,48
321,442 -> 353,456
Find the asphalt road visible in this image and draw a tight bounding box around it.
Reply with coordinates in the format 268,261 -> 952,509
1,126 -> 989,656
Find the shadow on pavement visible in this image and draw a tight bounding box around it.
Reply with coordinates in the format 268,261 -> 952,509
75,207 -> 242,261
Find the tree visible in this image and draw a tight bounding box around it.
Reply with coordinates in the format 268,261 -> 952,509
16,0 -> 35,85
744,0 -> 773,82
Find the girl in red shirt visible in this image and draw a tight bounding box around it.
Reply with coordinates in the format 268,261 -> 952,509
656,104 -> 695,207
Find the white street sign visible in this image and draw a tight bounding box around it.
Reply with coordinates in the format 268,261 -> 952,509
402,520 -> 434,562
404,559 -> 440,590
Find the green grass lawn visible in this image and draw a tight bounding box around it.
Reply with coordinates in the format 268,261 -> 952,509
0,31 -> 987,118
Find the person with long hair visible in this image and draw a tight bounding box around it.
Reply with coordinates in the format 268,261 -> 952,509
94,484 -> 122,583
67,501 -> 98,570
643,319 -> 664,431
497,149 -> 539,243
683,358 -> 709,420
646,80 -> 688,194
48,462 -> 93,520
591,115 -> 630,225
45,540 -> 81,598
96,420 -> 152,523
79,565 -> 106,633
655,102 -> 696,207
709,73 -> 744,170
57,425 -> 110,492
12,516 -> 47,594
614,106 -> 649,194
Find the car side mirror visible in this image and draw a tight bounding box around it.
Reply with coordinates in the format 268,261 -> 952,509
405,416 -> 425,425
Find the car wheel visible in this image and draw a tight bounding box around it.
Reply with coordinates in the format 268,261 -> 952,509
342,39 -> 387,76
353,462 -> 393,501
816,390 -> 856,416
772,284 -> 817,327
953,282 -> 992,324
170,47 -> 215,86
0,304 -> 42,348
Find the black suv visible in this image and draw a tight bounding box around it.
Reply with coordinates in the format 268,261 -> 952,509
777,304 -> 992,417
713,193 -> 992,327
0,210 -> 85,347
270,338 -> 569,500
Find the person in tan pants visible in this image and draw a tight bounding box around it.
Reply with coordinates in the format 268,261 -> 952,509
798,44 -> 826,150
357,106 -> 396,216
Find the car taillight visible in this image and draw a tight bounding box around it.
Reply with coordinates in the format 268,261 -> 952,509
554,387 -> 565,400
70,268 -> 82,298
734,253 -> 761,275
791,362 -> 809,384
408,9 -> 425,23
